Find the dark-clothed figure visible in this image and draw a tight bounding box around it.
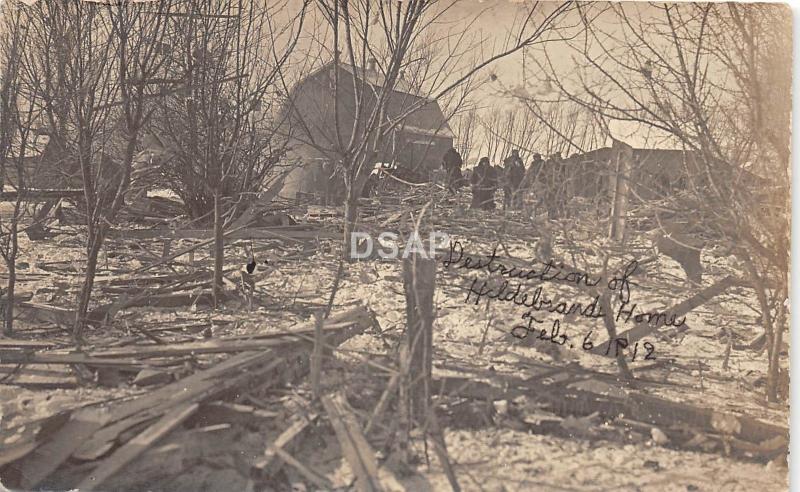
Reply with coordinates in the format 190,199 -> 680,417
544,152 -> 563,219
525,153 -> 544,188
502,149 -> 526,210
521,153 -> 543,213
321,160 -> 342,205
470,157 -> 498,210
442,147 -> 465,193
361,172 -> 379,198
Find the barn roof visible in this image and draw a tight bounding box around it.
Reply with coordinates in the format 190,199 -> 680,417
294,60 -> 454,139
339,62 -> 415,94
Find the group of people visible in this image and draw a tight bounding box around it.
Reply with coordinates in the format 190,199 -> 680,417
441,147 -> 545,212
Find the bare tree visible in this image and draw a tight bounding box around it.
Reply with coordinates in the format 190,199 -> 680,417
153,0 -> 308,218
148,0 -> 308,307
0,0 -> 33,336
283,0 -> 575,259
17,0 -> 174,343
527,3 -> 790,401
478,105 -> 546,164
451,107 -> 477,165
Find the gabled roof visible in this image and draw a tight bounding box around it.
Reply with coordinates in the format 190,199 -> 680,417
293,60 -> 454,139
339,62 -> 414,94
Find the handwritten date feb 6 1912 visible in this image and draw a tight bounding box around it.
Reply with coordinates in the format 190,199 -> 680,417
510,314 -> 656,362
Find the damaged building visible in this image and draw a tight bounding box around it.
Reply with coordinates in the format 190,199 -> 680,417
279,59 -> 455,204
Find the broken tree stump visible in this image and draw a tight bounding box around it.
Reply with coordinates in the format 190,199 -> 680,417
401,253 -> 436,425
608,138 -> 632,242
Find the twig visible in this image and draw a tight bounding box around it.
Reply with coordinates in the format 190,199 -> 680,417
364,371 -> 402,436
324,257 -> 345,319
722,325 -> 733,371
477,298 -> 493,356
425,406 -> 461,492
311,310 -> 324,398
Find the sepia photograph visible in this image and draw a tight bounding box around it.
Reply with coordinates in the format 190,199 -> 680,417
0,0 -> 791,490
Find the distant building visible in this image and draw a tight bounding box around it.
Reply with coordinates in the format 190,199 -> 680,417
562,147 -> 697,200
532,144 -> 770,222
280,59 -> 455,203
5,130 -> 81,189
536,146 -> 723,201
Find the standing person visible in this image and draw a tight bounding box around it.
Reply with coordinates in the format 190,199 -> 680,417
521,152 -> 542,212
441,147 -> 464,193
485,161 -> 499,210
545,152 -> 563,219
525,153 -> 544,188
469,157 -> 488,209
502,149 -> 525,210
321,160 -> 343,205
470,157 -> 497,210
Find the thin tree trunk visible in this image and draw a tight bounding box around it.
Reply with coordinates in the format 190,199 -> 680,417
744,258 -> 780,402
213,191 -> 224,309
343,188 -> 358,262
600,291 -> 634,380
3,197 -> 20,336
3,262 -> 13,336
3,210 -> 18,336
768,312 -> 784,402
771,284 -> 788,401
74,232 -> 103,344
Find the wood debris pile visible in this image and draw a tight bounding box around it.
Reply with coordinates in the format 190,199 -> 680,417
0,307 -> 376,490
0,185 -> 789,490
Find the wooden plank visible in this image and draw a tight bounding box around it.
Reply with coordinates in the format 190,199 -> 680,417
0,441 -> 39,468
71,354 -> 274,461
108,226 -> 337,241
272,446 -> 333,490
0,352 -> 146,367
592,275 -> 738,355
190,402 -> 278,428
76,403 -> 198,491
96,306 -> 367,426
71,307 -> 371,462
0,339 -> 59,350
17,407 -> 110,490
251,414 -> 316,477
72,414 -> 160,461
321,392 -> 386,492
87,315 -> 370,359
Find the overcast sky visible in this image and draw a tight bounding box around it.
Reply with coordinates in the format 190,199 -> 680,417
278,0 -> 699,160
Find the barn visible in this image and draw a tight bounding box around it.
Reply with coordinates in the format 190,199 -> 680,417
279,59 -> 455,203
